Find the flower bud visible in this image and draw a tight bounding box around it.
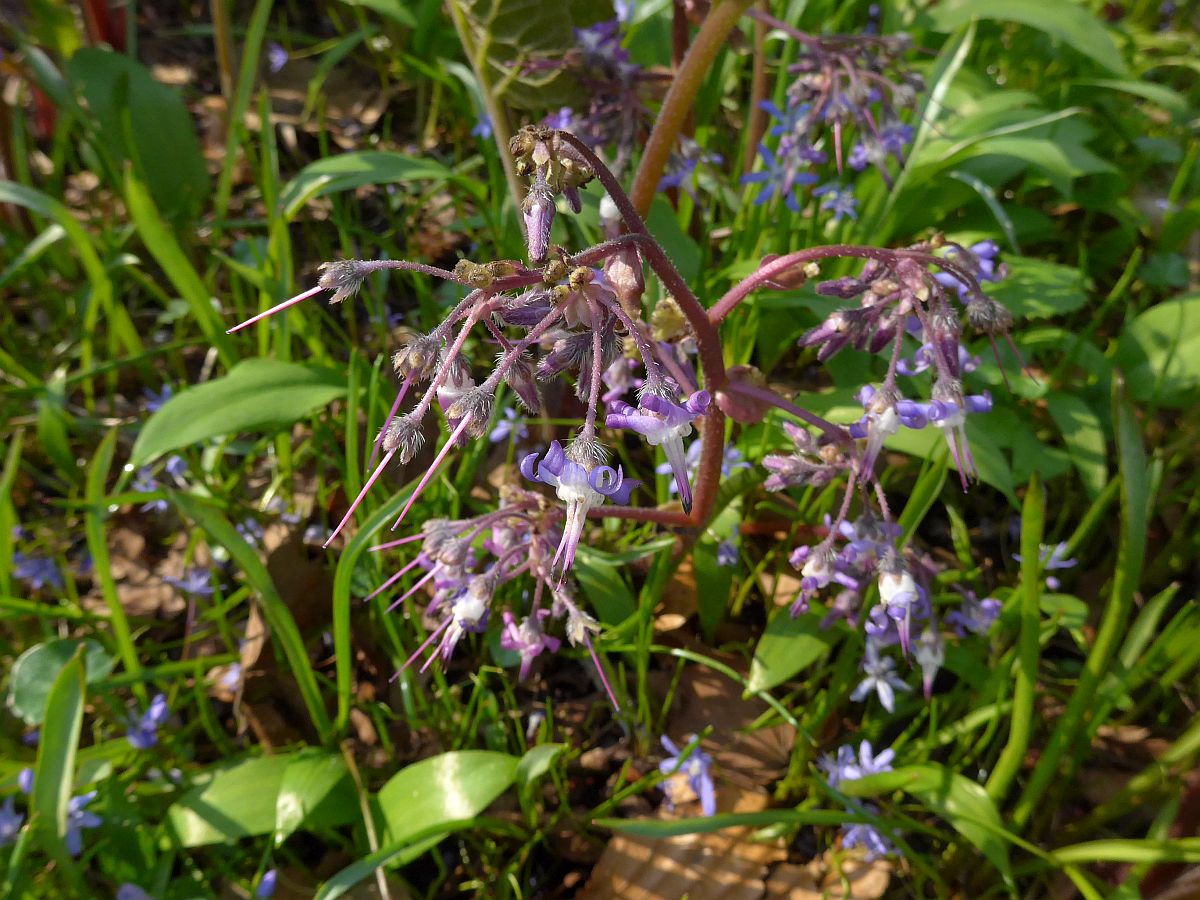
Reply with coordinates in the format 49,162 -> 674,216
522,176 -> 555,263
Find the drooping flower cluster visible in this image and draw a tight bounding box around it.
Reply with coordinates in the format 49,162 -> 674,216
748,13 -> 924,197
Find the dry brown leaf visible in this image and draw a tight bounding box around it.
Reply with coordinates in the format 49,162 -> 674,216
668,661 -> 795,790
765,854 -> 891,899
581,787 -> 786,900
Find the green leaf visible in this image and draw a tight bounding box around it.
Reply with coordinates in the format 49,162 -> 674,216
65,48 -> 208,223
573,546 -> 637,626
336,0 -> 417,26
841,764 -> 1013,881
168,753 -> 356,846
8,639 -> 115,726
131,358 -> 347,467
1044,392 -> 1108,499
278,151 -> 460,220
1113,293 -> 1200,407
275,751 -> 354,845
375,750 -> 519,846
516,744 -> 565,787
454,0 -> 614,108
987,256 -> 1088,320
646,195 -> 701,285
1072,79 -> 1189,116
748,609 -> 837,692
31,647 -> 85,857
692,500 -> 741,639
926,0 -> 1127,75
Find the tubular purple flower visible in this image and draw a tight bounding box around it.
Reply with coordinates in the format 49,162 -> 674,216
877,560 -> 919,656
501,609 -> 561,679
914,627 -> 944,699
606,390 -> 710,513
520,441 -> 638,582
522,175 -> 555,263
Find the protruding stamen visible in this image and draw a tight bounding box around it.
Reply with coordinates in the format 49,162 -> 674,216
368,534 -> 425,553
363,555 -> 423,603
391,416 -> 472,531
227,285 -> 324,334
383,568 -> 436,613
324,448 -> 396,549
391,615 -> 452,680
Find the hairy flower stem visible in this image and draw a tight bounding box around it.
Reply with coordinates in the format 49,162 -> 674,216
555,132 -> 728,527
581,293 -> 606,440
628,0 -> 757,217
708,246 -> 985,324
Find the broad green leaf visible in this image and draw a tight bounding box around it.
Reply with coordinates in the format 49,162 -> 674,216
278,151 -> 459,220
1113,293 -> 1200,407
516,744 -> 565,787
31,647 -> 85,859
841,764 -> 1013,881
131,358 -> 347,467
646,195 -> 701,285
454,0 -> 614,109
8,639 -> 115,726
1072,79 -> 1188,117
693,500 -> 741,639
573,546 -> 637,626
1044,392 -> 1107,499
987,256 -> 1088,320
65,48 -> 208,222
748,609 -> 837,692
275,751 -> 354,845
375,750 -> 519,846
926,0 -> 1127,75
168,754 -> 356,846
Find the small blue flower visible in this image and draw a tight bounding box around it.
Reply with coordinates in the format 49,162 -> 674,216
257,869 -> 278,898
813,182 -> 858,221
850,640 -> 911,713
488,406 -> 529,444
471,114 -> 494,140
126,693 -> 170,750
659,735 -> 716,816
742,144 -> 817,212
65,791 -> 101,856
0,797 -> 23,846
716,538 -> 738,568
1013,541 -> 1077,591
164,568 -> 215,597
266,42 -> 289,74
946,590 -> 1001,637
13,552 -> 63,591
164,455 -> 187,479
842,814 -> 897,860
116,885 -> 155,900
143,385 -> 173,413
17,768 -> 33,794
133,469 -> 168,514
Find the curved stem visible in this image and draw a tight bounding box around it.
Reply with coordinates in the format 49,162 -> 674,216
723,378 -> 853,448
628,0 -> 756,217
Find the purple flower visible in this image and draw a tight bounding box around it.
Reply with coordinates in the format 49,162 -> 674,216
850,640 -> 911,713
66,790 -> 101,856
17,768 -> 33,794
742,143 -> 818,212
934,240 -> 1004,299
116,885 -> 155,900
13,552 -> 63,591
1013,541 -> 1077,591
659,735 -> 716,816
143,385 -> 173,412
164,455 -> 187,479
471,114 -> 494,140
601,356 -> 644,404
521,441 -> 638,581
843,815 -> 897,860
813,183 -> 858,221
0,797 -> 23,846
126,693 -> 170,750
164,568 -> 215,597
897,341 -> 980,378
133,469 -> 168,514
266,42 -> 288,74
257,869 -> 278,898
716,532 -> 739,567
946,590 -> 1001,637
489,406 -> 529,444
607,390 -> 709,514
500,609 -> 561,679
658,138 -> 722,198
237,518 -> 265,546
819,739 -> 895,788
543,107 -> 576,131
